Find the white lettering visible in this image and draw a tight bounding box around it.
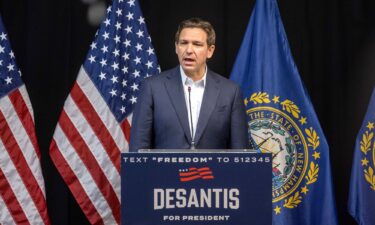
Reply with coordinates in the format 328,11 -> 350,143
154,189 -> 164,210
229,189 -> 240,209
175,189 -> 187,208
165,189 -> 175,209
187,189 -> 200,208
153,188 -> 240,210
200,188 -> 211,208
212,189 -> 222,208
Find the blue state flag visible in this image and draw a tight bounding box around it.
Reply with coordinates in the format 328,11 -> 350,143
230,0 -> 338,224
348,87 -> 375,225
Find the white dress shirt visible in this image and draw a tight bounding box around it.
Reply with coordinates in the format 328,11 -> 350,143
180,66 -> 207,141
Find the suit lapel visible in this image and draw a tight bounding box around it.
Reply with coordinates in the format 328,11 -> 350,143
194,72 -> 220,145
164,67 -> 192,143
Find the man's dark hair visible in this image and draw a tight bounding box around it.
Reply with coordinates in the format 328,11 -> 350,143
175,18 -> 216,46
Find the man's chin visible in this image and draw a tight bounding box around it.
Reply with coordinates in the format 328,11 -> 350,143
181,66 -> 196,74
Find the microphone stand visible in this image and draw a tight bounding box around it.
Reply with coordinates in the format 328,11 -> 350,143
188,86 -> 195,150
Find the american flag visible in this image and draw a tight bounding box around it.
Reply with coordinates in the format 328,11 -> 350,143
49,0 -> 159,224
179,167 -> 215,182
0,16 -> 51,225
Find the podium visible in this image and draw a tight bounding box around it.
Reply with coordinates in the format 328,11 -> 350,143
121,150 -> 272,225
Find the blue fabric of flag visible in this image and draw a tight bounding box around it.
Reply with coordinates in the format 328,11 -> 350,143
348,87 -> 375,225
0,17 -> 23,98
230,0 -> 338,224
83,0 -> 159,123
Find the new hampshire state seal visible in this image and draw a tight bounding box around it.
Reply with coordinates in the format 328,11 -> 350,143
358,114 -> 375,191
245,92 -> 321,215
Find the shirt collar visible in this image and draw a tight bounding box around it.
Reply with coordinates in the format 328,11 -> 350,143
179,66 -> 207,88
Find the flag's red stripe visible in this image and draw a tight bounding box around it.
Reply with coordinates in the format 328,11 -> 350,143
188,167 -> 210,172
180,175 -> 201,182
58,111 -> 120,223
120,119 -> 131,143
202,176 -> 214,180
197,167 -> 210,172
8,90 -> 41,159
179,171 -> 199,177
198,171 -> 213,176
0,111 -> 50,225
49,140 -> 104,225
181,168 -> 212,176
70,83 -> 121,172
0,169 -> 30,225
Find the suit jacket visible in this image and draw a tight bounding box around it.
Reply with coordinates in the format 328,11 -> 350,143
129,66 -> 248,151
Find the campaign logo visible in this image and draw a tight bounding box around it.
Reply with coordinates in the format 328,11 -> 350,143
179,167 -> 214,182
245,92 -> 321,215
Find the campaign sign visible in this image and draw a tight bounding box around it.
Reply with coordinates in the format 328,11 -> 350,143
121,152 -> 272,225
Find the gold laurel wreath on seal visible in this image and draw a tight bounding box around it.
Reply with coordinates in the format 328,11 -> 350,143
360,130 -> 375,190
249,92 -> 271,104
281,100 -> 301,119
247,92 -> 321,211
306,128 -> 320,150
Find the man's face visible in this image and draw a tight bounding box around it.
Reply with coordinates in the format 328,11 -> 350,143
175,28 -> 215,78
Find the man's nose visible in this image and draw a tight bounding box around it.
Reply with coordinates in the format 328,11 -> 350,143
186,44 -> 193,53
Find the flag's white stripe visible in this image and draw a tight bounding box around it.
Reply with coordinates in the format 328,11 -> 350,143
0,195 -> 16,225
77,67 -> 127,152
122,113 -> 132,153
0,139 -> 44,225
0,96 -> 45,195
53,125 -> 117,224
18,85 -> 35,122
127,113 -> 133,125
63,95 -> 120,200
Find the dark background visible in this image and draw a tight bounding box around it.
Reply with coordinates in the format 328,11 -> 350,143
1,0 -> 375,224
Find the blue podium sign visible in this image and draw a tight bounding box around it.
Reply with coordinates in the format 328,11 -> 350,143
121,152 -> 272,225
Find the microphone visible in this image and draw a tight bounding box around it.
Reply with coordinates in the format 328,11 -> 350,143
187,86 -> 195,149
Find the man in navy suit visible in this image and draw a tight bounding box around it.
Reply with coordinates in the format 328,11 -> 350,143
130,18 -> 248,151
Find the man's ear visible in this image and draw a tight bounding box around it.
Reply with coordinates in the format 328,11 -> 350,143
207,45 -> 215,59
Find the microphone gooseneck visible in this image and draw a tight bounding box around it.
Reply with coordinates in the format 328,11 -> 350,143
187,86 -> 195,150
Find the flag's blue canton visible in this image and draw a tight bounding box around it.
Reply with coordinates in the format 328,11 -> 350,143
83,0 -> 159,123
0,17 -> 23,99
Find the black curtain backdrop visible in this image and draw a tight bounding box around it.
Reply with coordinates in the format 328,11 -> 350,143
1,0 -> 375,224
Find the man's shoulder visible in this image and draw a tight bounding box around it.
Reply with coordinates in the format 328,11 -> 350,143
144,67 -> 179,83
207,69 -> 240,89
